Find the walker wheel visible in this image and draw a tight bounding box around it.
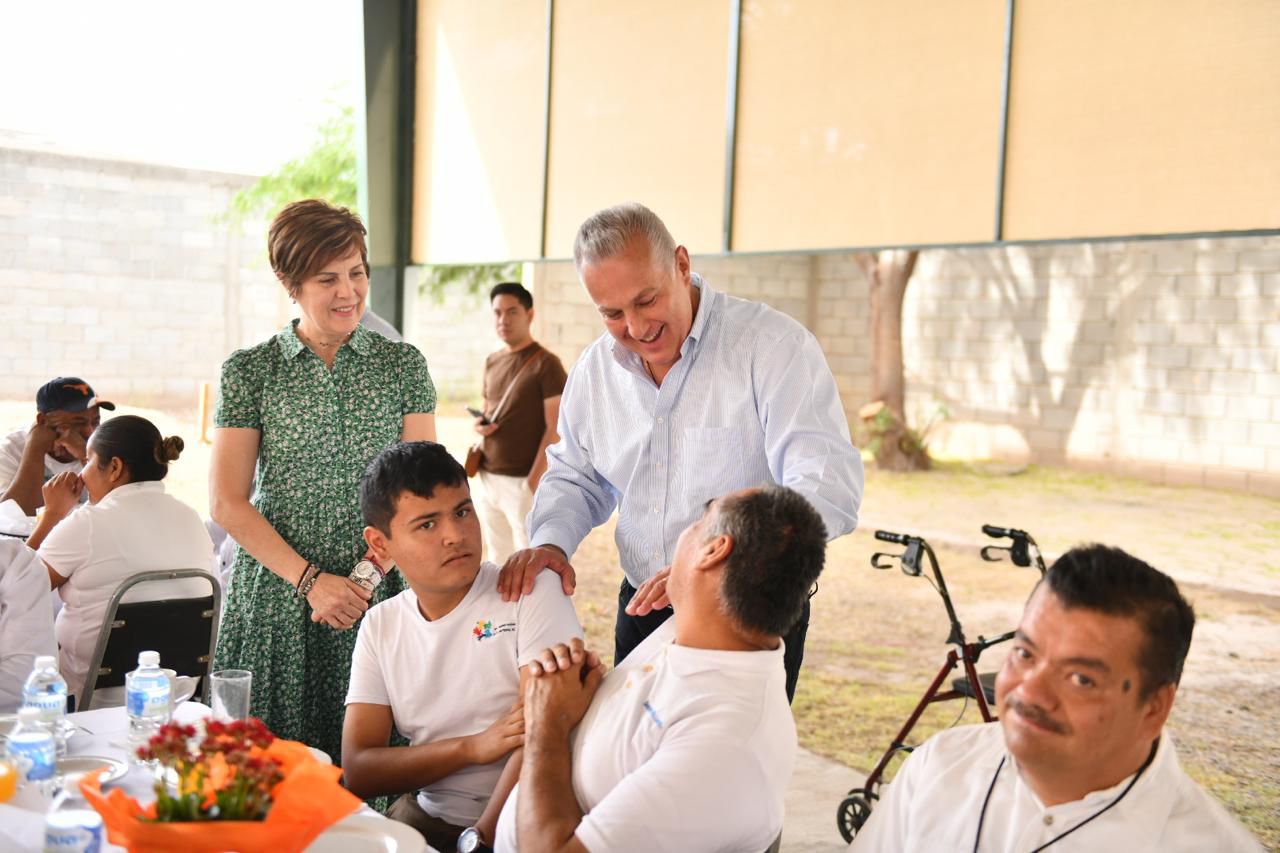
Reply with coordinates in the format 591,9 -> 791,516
837,790 -> 874,843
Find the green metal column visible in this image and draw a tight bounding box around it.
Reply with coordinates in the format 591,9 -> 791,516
360,0 -> 417,332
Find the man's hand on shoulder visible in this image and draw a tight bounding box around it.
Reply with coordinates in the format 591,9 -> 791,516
498,545 -> 576,602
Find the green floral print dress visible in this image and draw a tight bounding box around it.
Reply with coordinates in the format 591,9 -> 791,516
213,321 -> 436,760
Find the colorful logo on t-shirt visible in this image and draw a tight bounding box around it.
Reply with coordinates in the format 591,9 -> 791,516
473,620 -> 494,641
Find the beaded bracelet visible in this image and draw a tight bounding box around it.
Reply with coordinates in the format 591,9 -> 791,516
296,563 -> 321,599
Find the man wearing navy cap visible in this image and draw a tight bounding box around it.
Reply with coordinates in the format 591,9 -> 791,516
0,377 -> 115,515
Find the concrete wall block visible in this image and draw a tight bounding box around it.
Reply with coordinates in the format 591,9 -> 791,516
1186,347 -> 1230,371
1209,371 -> 1254,395
1193,252 -> 1236,274
1132,323 -> 1174,345
1172,323 -> 1213,346
1146,345 -> 1189,368
1238,250 -> 1280,270
1154,246 -> 1196,273
1248,421 -> 1280,448
1222,445 -> 1267,471
1203,466 -> 1250,491
1168,369 -> 1212,394
1229,347 -> 1274,371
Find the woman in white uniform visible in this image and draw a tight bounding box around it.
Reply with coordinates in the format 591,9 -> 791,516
28,415 -> 211,701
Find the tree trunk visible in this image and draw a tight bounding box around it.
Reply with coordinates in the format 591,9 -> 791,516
854,250 -> 928,471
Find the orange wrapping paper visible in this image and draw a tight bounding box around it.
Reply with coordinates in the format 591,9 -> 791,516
79,738 -> 362,853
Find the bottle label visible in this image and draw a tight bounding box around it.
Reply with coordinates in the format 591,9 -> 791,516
126,686 -> 170,718
45,810 -> 104,852
9,736 -> 55,781
24,692 -> 66,722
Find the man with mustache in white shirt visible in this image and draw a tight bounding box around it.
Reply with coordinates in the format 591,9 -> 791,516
849,544 -> 1262,853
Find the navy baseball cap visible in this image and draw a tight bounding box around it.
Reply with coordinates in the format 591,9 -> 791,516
36,377 -> 116,414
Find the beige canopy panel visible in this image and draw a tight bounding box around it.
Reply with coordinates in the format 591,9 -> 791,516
411,0 -> 547,263
1002,0 -> 1280,241
410,0 -> 1280,264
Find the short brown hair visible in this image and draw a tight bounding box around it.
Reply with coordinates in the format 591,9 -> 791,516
268,199 -> 369,295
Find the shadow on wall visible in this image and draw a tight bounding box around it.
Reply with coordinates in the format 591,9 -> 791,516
907,240 -> 1273,486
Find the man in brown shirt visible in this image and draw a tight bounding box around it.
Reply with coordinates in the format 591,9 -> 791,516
473,282 -> 568,564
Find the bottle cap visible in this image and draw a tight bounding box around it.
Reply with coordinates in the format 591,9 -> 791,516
138,651 -> 160,667
17,707 -> 39,722
33,656 -> 56,671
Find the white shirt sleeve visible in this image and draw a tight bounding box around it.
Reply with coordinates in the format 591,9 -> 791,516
754,327 -> 863,540
0,540 -> 58,712
35,505 -> 94,580
514,569 -> 584,667
0,431 -> 27,491
847,736 -> 928,852
344,611 -> 391,706
527,365 -> 620,559
573,733 -> 781,853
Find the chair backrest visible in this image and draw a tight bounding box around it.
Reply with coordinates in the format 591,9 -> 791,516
78,569 -> 221,712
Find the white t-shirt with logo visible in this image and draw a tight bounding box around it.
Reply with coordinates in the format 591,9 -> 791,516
495,618 -> 797,852
345,562 -> 582,827
37,480 -> 214,698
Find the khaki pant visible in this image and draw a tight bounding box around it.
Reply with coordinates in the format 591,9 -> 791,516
386,793 -> 467,852
474,470 -> 533,565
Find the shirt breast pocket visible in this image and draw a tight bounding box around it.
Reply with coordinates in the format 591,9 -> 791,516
681,427 -> 751,501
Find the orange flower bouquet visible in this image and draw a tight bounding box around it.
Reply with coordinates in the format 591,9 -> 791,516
79,718 -> 361,853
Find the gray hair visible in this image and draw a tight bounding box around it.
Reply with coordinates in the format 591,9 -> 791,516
572,202 -> 677,271
707,485 -> 828,636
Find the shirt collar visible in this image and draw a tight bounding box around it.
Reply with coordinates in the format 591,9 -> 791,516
96,480 -> 165,508
684,273 -> 714,349
276,319 -> 372,359
1007,731 -> 1177,830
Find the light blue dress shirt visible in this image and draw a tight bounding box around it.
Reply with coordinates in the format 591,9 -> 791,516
528,276 -> 863,587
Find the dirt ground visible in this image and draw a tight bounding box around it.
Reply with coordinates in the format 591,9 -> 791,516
7,402 -> 1276,845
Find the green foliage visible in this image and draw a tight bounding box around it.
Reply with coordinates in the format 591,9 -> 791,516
229,104 -> 358,219
229,103 -> 517,298
417,262 -> 521,304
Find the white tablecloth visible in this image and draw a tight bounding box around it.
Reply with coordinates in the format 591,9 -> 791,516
0,703 -> 433,852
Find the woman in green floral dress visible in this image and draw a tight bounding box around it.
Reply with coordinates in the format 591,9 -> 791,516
210,200 -> 436,761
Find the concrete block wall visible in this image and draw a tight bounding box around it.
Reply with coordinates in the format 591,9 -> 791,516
454,239 -> 1279,497
899,237 -> 1280,495
0,143 -> 286,412
4,143 -> 1276,496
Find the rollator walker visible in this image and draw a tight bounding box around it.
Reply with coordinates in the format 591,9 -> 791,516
836,524 -> 1046,843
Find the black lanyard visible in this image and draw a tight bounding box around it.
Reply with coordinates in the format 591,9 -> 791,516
972,741 -> 1158,853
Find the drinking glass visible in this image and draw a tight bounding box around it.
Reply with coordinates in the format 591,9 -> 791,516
210,670 -> 252,721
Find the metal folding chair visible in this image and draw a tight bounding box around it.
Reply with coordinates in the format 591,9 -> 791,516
77,569 -> 220,711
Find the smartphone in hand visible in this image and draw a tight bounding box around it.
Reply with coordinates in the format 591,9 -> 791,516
466,406 -> 492,425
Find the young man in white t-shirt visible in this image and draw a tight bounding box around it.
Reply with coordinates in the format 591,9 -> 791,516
343,441 -> 581,853
495,485 -> 829,852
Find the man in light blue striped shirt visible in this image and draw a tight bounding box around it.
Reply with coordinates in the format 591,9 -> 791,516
497,202 -> 863,699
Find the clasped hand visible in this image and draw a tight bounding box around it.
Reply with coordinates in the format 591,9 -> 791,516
524,638 -> 605,736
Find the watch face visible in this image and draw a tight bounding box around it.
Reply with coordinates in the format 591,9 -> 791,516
350,560 -> 384,591
457,827 -> 480,853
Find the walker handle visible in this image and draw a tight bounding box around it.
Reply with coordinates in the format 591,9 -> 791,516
875,530 -> 911,545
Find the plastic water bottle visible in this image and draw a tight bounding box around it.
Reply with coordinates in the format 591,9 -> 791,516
125,651 -> 171,751
22,656 -> 69,758
5,707 -> 55,784
44,775 -> 104,852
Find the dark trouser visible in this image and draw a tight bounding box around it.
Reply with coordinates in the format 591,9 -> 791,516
615,578 -> 811,703
387,793 -> 467,852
